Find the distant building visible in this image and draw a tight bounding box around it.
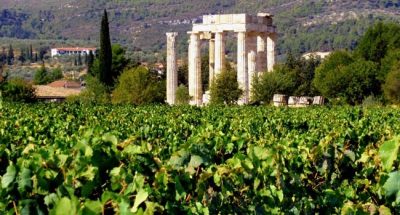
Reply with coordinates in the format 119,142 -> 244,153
302,52 -> 331,60
35,80 -> 82,102
51,47 -> 97,57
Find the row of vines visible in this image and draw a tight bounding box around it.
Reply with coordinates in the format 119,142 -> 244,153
0,103 -> 399,214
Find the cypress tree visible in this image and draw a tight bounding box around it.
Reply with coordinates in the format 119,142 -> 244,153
84,52 -> 88,64
7,45 -> 14,65
99,9 -> 113,86
78,53 -> 82,66
19,48 -> 26,63
87,50 -> 94,75
0,47 -> 6,65
29,44 -> 33,61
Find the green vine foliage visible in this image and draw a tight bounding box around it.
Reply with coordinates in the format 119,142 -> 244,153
0,103 -> 399,214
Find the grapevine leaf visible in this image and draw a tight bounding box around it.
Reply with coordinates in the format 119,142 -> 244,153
52,197 -> 75,215
379,137 -> 400,171
379,205 -> 392,215
253,146 -> 269,160
344,150 -> 355,162
83,200 -> 102,215
44,193 -> 59,207
189,155 -> 203,168
383,171 -> 400,198
18,168 -> 32,194
102,133 -> 118,145
1,164 -> 16,189
174,176 -> 186,201
131,189 -> 149,213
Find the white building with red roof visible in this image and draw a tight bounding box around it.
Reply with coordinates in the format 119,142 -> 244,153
51,47 -> 97,57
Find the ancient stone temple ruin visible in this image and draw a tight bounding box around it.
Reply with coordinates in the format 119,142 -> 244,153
166,13 -> 277,105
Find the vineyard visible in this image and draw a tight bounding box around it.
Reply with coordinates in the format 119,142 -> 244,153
0,103 -> 399,214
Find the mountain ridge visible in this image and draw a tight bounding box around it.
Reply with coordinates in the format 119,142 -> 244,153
1,0 -> 400,55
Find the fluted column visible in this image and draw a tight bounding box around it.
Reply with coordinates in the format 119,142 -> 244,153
237,32 -> 248,104
267,33 -> 277,72
248,50 -> 256,100
214,32 -> 225,76
209,38 -> 215,86
188,32 -> 202,106
257,33 -> 267,73
166,32 -> 178,105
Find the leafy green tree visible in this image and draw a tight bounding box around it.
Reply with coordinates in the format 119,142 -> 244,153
33,65 -> 50,85
201,55 -> 210,91
177,55 -> 210,90
111,44 -> 129,80
99,9 -> 113,87
252,65 -> 296,103
49,67 -> 63,81
339,59 -> 379,105
112,66 -> 165,105
69,75 -> 110,104
356,22 -> 400,63
175,84 -> 190,105
1,78 -> 36,102
177,61 -> 188,86
210,69 -> 242,105
380,49 -> 400,82
383,63 -> 400,104
284,52 -> 321,96
313,51 -> 354,99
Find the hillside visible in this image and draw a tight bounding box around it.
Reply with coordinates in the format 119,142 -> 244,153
1,0 -> 400,56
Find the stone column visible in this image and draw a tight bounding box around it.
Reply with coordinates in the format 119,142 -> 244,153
256,33 -> 267,73
166,32 -> 178,105
267,33 -> 277,72
237,32 -> 248,104
248,50 -> 256,99
188,32 -> 202,106
214,32 -> 225,76
209,38 -> 215,86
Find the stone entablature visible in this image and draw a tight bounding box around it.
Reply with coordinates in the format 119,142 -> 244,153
192,14 -> 276,34
166,13 -> 277,106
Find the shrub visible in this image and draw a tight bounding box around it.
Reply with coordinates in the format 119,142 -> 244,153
252,65 -> 296,104
313,51 -> 354,99
49,67 -> 63,81
67,75 -> 110,104
1,78 -> 36,102
210,69 -> 242,105
112,66 -> 165,105
383,64 -> 400,104
33,65 -> 50,84
175,84 -> 190,105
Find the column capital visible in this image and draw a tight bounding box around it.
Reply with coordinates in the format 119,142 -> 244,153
166,32 -> 178,38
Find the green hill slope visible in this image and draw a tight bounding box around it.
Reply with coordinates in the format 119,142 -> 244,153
1,0 -> 400,55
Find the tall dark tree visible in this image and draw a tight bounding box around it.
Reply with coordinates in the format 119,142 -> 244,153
0,47 -> 6,65
87,50 -> 95,75
78,53 -> 82,66
29,44 -> 33,61
7,45 -> 14,65
35,53 -> 38,62
19,48 -> 26,63
99,9 -> 113,86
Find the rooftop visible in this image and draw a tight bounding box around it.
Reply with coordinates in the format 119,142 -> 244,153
52,47 -> 97,51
